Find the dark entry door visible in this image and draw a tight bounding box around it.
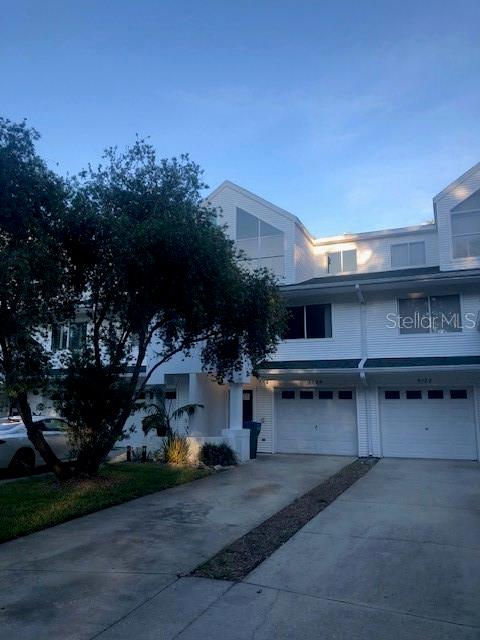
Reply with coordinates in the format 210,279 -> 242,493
243,390 -> 253,424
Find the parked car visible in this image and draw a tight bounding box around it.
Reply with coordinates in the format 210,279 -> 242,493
0,416 -> 72,473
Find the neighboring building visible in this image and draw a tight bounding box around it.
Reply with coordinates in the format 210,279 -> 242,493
8,163 -> 480,462
139,162 -> 480,461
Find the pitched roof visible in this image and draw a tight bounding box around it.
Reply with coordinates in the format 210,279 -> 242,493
283,266 -> 441,288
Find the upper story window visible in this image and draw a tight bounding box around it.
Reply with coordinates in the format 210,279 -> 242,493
391,241 -> 426,268
236,208 -> 285,277
451,189 -> 480,259
327,249 -> 357,274
285,304 -> 332,339
51,322 -> 88,352
398,295 -> 461,335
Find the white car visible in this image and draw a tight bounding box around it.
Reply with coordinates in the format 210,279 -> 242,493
0,416 -> 72,473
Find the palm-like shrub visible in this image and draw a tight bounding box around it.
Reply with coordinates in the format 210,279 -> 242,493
162,432 -> 190,465
141,390 -> 203,437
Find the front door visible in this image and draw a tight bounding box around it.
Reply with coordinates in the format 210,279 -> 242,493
243,390 -> 253,424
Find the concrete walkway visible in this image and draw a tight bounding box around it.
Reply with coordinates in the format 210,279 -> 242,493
0,454 -> 351,640
175,458 -> 480,639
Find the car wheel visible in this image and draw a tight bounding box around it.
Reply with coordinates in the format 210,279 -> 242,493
9,448 -> 36,475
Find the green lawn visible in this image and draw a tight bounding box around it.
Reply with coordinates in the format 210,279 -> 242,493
0,463 -> 210,543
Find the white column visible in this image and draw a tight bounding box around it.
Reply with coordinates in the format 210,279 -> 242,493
228,382 -> 243,430
222,381 -> 250,462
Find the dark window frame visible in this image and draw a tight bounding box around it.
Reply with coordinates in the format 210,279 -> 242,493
285,304 -> 332,340
398,295 -> 462,335
406,390 -> 422,400
338,390 -> 353,400
281,390 -> 295,400
427,389 -> 444,399
384,390 -> 401,400
299,390 -> 314,400
450,389 -> 468,399
318,390 -> 334,400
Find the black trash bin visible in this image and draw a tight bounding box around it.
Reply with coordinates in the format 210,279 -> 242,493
243,421 -> 261,459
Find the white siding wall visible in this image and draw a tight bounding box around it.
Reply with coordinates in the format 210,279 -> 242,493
311,229 -> 438,278
208,183 -> 297,284
252,380 -> 274,453
294,225 -> 316,283
436,164 -> 480,272
365,292 -> 480,358
366,386 -> 382,457
188,373 -> 228,436
356,387 -> 369,457
273,301 -> 363,361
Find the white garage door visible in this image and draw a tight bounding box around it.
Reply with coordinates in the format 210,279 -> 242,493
276,389 -> 358,455
380,387 -> 478,460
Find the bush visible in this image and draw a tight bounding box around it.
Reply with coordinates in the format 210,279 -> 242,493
200,442 -> 237,467
162,433 -> 190,465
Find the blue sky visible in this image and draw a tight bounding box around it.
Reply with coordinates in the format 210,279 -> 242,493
1,0 -> 479,236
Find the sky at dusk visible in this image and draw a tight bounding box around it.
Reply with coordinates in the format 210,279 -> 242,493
1,0 -> 479,236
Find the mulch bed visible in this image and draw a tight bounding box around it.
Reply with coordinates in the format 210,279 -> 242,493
191,457 -> 379,581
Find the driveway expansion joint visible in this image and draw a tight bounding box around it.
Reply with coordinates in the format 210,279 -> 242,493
190,457 -> 379,581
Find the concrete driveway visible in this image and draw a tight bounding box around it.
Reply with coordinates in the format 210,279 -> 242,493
0,454 -> 351,640
176,458 -> 480,639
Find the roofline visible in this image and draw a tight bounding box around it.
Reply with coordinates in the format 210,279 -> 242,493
433,161 -> 480,203
313,223 -> 436,246
281,267 -> 480,293
205,180 -> 315,243
207,181 -> 437,245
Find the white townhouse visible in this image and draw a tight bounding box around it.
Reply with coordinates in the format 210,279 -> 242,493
139,162 -> 480,462
6,163 -> 479,463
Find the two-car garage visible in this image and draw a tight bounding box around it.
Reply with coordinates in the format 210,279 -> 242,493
271,384 -> 478,460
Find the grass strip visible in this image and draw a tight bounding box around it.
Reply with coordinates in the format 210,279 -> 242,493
0,462 -> 210,543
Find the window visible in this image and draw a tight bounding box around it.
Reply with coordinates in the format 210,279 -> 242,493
281,390 -> 295,399
384,390 -> 400,400
51,322 -> 88,352
338,390 -> 353,400
327,249 -> 357,274
165,391 -> 177,400
285,306 -> 304,339
391,242 -> 426,268
398,295 -> 461,334
299,390 -> 313,399
450,389 -> 468,399
285,305 -> 332,339
428,389 -> 444,399
236,208 -> 284,276
451,189 -> 480,258
406,390 -> 422,399
318,390 -> 334,399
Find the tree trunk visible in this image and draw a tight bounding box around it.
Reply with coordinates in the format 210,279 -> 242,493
16,392 -> 73,480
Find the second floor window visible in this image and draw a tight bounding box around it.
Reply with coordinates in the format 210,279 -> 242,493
285,304 -> 332,339
327,249 -> 357,274
451,188 -> 480,259
51,322 -> 88,352
398,295 -> 461,335
236,208 -> 285,277
391,241 -> 426,268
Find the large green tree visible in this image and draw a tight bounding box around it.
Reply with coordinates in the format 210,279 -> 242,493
55,140 -> 286,476
0,119 -> 75,478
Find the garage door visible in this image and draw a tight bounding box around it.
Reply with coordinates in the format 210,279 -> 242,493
380,387 -> 478,460
276,389 -> 358,455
